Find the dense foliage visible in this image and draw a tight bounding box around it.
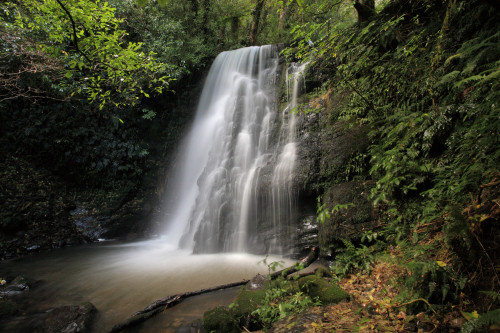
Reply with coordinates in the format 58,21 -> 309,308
293,0 -> 499,329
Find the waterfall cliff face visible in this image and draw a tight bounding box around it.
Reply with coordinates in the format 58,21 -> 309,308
162,46 -> 307,255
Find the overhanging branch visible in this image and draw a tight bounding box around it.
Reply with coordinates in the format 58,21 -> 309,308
55,0 -> 93,65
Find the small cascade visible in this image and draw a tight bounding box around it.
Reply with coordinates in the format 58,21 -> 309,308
162,46 -> 308,255
268,62 -> 308,253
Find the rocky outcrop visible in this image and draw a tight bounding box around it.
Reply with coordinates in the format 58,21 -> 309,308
318,181 -> 377,252
0,156 -> 89,260
293,86 -> 377,255
0,154 -> 162,259
0,276 -> 30,298
0,302 -> 97,333
0,274 -> 96,333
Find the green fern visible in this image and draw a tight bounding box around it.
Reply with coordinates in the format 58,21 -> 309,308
332,239 -> 376,277
461,309 -> 500,333
437,70 -> 460,86
480,290 -> 500,302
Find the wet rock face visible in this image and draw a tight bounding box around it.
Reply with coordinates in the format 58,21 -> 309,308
296,115 -> 370,194
0,157 -> 89,260
318,181 -> 376,252
295,215 -> 318,257
70,207 -> 108,241
291,88 -> 376,254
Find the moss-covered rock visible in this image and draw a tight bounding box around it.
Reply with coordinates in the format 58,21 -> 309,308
314,266 -> 333,278
229,282 -> 271,330
231,287 -> 266,317
298,276 -> 348,304
202,306 -> 239,333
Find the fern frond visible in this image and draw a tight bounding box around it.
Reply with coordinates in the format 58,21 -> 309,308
444,54 -> 464,66
454,74 -> 486,88
437,70 -> 460,86
461,309 -> 500,333
479,290 -> 500,302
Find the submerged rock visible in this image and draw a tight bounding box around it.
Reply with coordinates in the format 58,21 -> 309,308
175,319 -> 206,333
40,302 -> 97,333
0,276 -> 30,297
0,300 -> 19,319
26,245 -> 40,252
0,302 -> 97,333
202,307 -> 239,333
249,273 -> 267,290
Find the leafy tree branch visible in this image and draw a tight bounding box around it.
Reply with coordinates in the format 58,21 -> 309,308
54,0 -> 92,65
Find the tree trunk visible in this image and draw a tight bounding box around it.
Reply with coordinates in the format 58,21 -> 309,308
249,0 -> 266,45
231,16 -> 239,43
218,25 -> 225,50
202,0 -> 210,36
354,0 -> 375,22
190,0 -> 198,17
278,5 -> 287,42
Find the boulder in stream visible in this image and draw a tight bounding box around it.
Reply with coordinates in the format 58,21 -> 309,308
0,276 -> 30,297
0,302 -> 97,333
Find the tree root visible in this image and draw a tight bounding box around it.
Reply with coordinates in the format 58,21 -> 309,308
394,298 -> 437,314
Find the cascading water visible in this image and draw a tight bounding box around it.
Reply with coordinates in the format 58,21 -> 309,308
162,46 -> 307,255
268,62 -> 308,253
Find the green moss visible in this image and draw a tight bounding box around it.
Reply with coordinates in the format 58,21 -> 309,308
231,287 -> 267,319
298,275 -> 349,304
315,266 -> 333,278
202,306 -> 239,333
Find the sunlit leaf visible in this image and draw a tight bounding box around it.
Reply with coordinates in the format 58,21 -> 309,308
436,261 -> 447,267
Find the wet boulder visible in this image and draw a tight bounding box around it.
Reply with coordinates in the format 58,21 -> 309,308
0,302 -> 97,333
39,302 -> 97,333
0,276 -> 30,297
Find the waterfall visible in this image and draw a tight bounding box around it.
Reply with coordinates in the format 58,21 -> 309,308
268,62 -> 308,253
162,46 -> 307,255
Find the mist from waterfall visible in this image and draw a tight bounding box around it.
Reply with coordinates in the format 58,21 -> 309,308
162,46 -> 307,255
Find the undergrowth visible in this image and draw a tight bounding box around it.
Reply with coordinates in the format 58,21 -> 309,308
290,0 -> 499,327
